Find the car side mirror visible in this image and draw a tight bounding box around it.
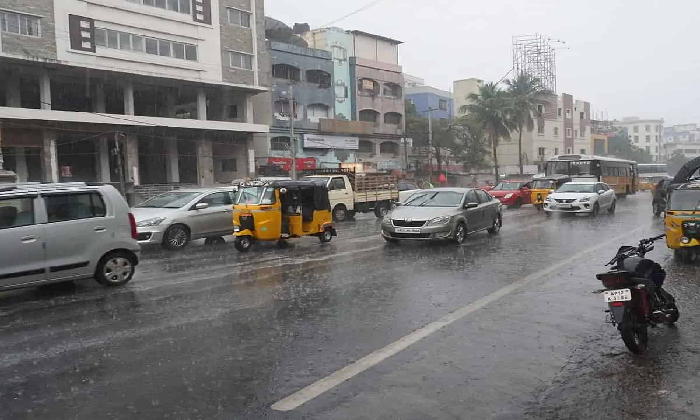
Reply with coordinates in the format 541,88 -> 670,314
195,202 -> 209,210
465,202 -> 479,209
598,190 -> 605,195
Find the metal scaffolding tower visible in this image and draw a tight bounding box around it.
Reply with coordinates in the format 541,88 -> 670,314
512,34 -> 560,92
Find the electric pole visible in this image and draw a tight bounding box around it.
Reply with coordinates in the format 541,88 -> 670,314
289,84 -> 297,180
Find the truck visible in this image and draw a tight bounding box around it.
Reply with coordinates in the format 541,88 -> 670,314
300,169 -> 399,221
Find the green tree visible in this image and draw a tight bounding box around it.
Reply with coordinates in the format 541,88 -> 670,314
460,82 -> 514,183
452,115 -> 491,172
607,134 -> 653,162
404,100 -> 460,173
505,74 -> 553,175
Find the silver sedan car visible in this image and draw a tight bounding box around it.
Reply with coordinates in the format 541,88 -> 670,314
381,188 -> 502,244
132,188 -> 236,249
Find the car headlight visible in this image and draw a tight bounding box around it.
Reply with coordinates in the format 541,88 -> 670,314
504,193 -> 513,199
136,217 -> 166,227
427,215 -> 451,225
383,214 -> 392,223
545,196 -> 553,202
579,196 -> 591,203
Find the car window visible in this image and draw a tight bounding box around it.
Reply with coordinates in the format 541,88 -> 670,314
465,190 -> 478,204
475,190 -> 492,203
45,193 -> 106,223
330,177 -> 346,191
200,192 -> 232,207
0,197 -> 35,229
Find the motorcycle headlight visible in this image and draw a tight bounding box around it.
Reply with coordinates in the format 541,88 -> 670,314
427,215 -> 451,225
579,196 -> 591,203
504,193 -> 513,199
136,217 -> 166,227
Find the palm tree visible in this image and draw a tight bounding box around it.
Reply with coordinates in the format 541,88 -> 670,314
505,74 -> 553,174
460,82 -> 514,183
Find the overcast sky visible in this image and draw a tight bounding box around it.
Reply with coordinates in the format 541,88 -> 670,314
267,0 -> 699,126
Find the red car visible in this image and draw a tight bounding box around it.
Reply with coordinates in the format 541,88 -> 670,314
487,181 -> 532,208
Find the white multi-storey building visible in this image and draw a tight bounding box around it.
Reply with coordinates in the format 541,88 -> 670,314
663,123 -> 700,160
0,0 -> 269,192
614,117 -> 664,162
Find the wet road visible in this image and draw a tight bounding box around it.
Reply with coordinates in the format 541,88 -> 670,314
2,194 -> 700,420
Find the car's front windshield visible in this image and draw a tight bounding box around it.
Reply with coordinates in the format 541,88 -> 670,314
532,180 -> 555,189
136,192 -> 201,209
492,182 -> 522,191
403,191 -> 464,207
236,187 -> 275,205
669,190 -> 700,211
556,184 -> 596,193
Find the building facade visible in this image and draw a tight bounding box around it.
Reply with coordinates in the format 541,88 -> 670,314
453,78 -> 483,117
663,123 -> 700,160
0,0 -> 269,190
405,85 -> 453,120
614,117 -> 664,162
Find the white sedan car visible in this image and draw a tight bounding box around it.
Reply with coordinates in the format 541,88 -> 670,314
543,181 -> 616,216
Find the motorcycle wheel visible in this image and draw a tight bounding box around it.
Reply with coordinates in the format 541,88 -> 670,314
667,303 -> 680,324
619,312 -> 648,354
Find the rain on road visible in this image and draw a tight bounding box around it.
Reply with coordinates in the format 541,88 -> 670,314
2,194 -> 700,420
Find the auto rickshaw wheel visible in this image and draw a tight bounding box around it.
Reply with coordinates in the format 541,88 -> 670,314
535,204 -> 543,211
319,229 -> 333,243
234,236 -> 253,252
204,236 -> 226,246
680,248 -> 698,264
277,239 -> 289,248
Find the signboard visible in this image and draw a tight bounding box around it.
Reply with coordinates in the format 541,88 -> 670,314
362,79 -> 375,91
267,157 -> 316,171
303,134 -> 359,150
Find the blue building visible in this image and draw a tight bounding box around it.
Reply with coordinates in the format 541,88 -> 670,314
405,85 -> 453,120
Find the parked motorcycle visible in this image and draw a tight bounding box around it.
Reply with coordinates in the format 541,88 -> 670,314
595,234 -> 679,354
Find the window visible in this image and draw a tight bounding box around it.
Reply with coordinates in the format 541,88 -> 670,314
379,141 -> 399,154
464,190 -> 478,204
358,140 -> 374,153
656,146 -> 659,153
656,125 -> 660,132
633,125 -> 639,133
0,198 -> 34,229
581,126 -> 586,136
220,159 -> 237,172
307,104 -> 330,122
634,135 -> 639,143
0,12 -> 40,37
228,105 -> 238,119
646,135 -> 651,143
537,104 -> 544,114
475,190 -> 492,203
554,127 -> 559,136
273,99 -> 299,118
331,45 -> 347,61
537,124 -> 545,134
580,149 -> 586,154
359,109 -> 379,123
685,149 -> 697,154
574,129 -> 578,137
230,51 -> 253,70
383,83 -> 402,99
557,107 -> 562,117
384,112 -> 402,125
438,99 -> 448,111
95,27 -> 197,61
45,193 -> 106,223
272,64 -> 299,80
306,70 -> 331,88
580,111 -> 584,120
554,148 -> 559,155
200,192 -> 232,207
645,146 -> 650,153
270,136 -> 291,151
645,125 -> 650,132
566,128 -> 572,138
127,0 -> 191,14
330,177 -> 346,191
566,148 -> 572,154
566,109 -> 571,118
227,8 -> 251,28
358,78 -> 380,95
538,147 -> 545,156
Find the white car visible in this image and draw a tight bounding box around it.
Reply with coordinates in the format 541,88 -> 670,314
398,180 -> 422,203
543,181 -> 616,216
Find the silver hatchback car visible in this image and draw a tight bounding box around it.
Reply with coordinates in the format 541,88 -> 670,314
132,188 -> 237,250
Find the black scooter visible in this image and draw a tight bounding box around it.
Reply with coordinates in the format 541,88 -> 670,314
595,234 -> 679,354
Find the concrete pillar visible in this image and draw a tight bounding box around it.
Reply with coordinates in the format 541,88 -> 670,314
165,138 -> 179,183
124,80 -> 135,116
246,134 -> 256,177
196,138 -> 214,186
244,94 -> 255,124
125,134 -> 140,185
39,70 -> 51,110
14,147 -> 28,182
221,90 -> 233,121
196,88 -> 207,121
42,130 -> 58,183
5,73 -> 21,107
96,138 -> 111,182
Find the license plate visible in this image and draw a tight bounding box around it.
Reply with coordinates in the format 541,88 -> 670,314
603,288 -> 632,303
395,227 -> 421,233
558,203 -> 571,208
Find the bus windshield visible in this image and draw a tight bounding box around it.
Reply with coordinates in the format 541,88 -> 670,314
546,160 -> 594,176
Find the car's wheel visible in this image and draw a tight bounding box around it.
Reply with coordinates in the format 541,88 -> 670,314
383,236 -> 399,244
319,228 -> 333,243
163,224 -> 190,250
453,222 -> 467,244
509,198 -> 523,209
591,203 -> 600,216
374,202 -> 390,218
234,236 -> 253,252
333,205 -> 347,222
95,251 -> 135,287
204,236 -> 226,246
608,200 -> 616,214
487,214 -> 501,235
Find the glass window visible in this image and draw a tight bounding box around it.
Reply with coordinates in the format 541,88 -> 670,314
172,42 -> 185,59
200,192 -> 232,207
158,39 -> 171,56
132,35 -> 143,52
143,0 -> 155,5
155,0 -> 167,8
241,12 -> 251,27
0,197 -> 35,229
4,13 -> 19,34
137,192 -> 200,208
185,44 -> 197,61
119,32 -> 131,50
330,177 -> 346,190
95,28 -> 107,47
228,8 -> 251,27
107,30 -> 119,49
179,0 -> 191,14
230,51 -> 253,69
167,0 -> 179,11
465,190 -> 478,204
145,38 -> 158,55
45,193 -> 106,223
475,190 -> 492,203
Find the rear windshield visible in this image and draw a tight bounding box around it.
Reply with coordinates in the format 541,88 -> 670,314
137,192 -> 200,208
556,184 -> 595,193
669,190 -> 700,211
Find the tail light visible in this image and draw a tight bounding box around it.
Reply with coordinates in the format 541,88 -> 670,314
128,213 -> 138,240
611,301 -> 625,307
596,273 -> 630,288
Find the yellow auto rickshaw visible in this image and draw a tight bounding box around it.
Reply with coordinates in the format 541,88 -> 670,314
530,175 -> 572,210
665,157 -> 700,263
232,180 -> 336,251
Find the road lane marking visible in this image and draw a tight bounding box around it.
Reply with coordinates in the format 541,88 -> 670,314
271,223 -> 653,412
